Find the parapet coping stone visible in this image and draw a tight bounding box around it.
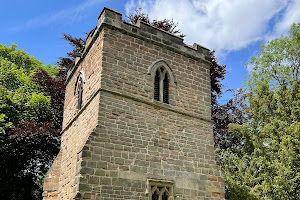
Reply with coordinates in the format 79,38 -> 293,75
66,7 -> 211,84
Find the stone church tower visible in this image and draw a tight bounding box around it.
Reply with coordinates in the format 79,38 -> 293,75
43,7 -> 225,200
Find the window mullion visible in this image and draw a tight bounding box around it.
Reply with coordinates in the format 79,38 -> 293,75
159,76 -> 164,102
159,193 -> 162,200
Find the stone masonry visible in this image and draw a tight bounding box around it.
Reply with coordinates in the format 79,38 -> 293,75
43,7 -> 225,200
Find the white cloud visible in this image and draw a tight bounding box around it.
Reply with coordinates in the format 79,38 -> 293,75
8,0 -> 106,32
125,0 -> 299,55
272,0 -> 300,38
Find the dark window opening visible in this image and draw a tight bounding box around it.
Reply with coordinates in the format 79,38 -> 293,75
163,74 -> 169,104
76,77 -> 83,110
154,67 -> 169,104
154,70 -> 160,101
162,191 -> 169,200
152,191 -> 159,200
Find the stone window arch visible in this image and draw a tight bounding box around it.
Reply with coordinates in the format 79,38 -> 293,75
74,70 -> 85,110
148,60 -> 176,104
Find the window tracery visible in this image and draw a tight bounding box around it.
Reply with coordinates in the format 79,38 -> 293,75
147,179 -> 174,200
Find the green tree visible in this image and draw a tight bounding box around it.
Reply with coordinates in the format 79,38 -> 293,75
219,23 -> 300,199
0,44 -> 62,200
0,44 -> 55,133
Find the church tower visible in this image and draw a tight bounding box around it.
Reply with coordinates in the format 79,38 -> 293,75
43,7 -> 225,200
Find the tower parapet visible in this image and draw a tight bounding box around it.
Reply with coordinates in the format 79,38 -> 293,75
67,7 -> 210,84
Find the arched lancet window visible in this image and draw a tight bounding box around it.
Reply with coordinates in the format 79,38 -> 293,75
149,60 -> 175,104
74,71 -> 85,110
76,77 -> 83,109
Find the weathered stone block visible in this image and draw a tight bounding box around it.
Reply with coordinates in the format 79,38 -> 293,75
80,167 -> 94,175
97,161 -> 108,169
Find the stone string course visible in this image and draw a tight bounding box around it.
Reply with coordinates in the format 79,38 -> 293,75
43,7 -> 224,200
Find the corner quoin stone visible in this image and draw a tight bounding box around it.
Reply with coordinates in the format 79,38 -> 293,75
43,7 -> 225,200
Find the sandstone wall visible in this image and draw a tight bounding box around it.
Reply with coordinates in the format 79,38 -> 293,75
78,91 -> 224,199
43,152 -> 62,200
74,8 -> 224,199
58,93 -> 100,199
63,31 -> 104,127
100,26 -> 211,121
43,24 -> 105,200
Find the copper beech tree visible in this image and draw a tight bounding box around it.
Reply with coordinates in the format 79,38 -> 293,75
0,44 -> 65,200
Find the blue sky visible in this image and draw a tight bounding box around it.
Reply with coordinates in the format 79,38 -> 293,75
1,0 -> 299,101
